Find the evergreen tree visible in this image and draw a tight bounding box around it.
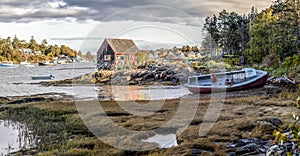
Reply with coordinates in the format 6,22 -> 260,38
29,36 -> 39,53
271,0 -> 299,58
246,8 -> 278,63
203,10 -> 250,56
39,39 -> 48,54
12,35 -> 21,50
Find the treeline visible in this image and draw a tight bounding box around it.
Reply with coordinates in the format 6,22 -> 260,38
0,35 -> 77,63
202,0 -> 300,67
179,45 -> 199,52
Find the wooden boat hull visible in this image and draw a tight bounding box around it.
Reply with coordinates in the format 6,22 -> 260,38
38,62 -> 56,66
188,69 -> 268,93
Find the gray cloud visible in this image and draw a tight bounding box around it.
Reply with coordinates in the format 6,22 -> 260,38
0,0 -> 98,22
0,0 -> 273,24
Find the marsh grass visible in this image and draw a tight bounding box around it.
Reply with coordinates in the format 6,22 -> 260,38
1,92 -> 299,155
279,89 -> 299,100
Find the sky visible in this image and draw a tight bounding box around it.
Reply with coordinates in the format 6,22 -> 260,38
0,0 -> 274,53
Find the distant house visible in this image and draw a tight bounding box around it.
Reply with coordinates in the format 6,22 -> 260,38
96,38 -> 139,70
20,48 -> 33,55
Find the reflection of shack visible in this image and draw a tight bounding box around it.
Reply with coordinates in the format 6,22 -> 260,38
96,38 -> 139,70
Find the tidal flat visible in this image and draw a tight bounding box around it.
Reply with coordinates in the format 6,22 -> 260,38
0,86 -> 299,156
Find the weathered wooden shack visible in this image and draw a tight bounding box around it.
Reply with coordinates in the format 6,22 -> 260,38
96,38 -> 139,70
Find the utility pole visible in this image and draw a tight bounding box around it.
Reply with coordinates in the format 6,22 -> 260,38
296,0 -> 300,53
210,34 -> 212,59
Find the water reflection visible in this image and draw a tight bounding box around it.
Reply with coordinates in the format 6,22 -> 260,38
0,120 -> 36,155
142,133 -> 178,148
97,85 -> 191,101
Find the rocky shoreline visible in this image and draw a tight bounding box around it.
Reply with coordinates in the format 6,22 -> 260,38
39,63 -> 194,87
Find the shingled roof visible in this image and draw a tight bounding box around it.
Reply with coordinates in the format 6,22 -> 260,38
105,38 -> 139,53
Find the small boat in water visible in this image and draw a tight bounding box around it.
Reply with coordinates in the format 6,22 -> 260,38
187,68 -> 268,93
31,75 -> 55,80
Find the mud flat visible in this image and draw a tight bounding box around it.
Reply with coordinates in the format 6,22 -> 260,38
0,86 -> 299,155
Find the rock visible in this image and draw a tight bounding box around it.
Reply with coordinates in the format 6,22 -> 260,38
190,148 -> 211,155
276,150 -> 285,155
226,138 -> 268,155
257,147 -> 267,153
283,132 -> 294,139
266,145 -> 280,156
7,97 -> 51,104
267,118 -> 282,127
226,152 -> 236,156
266,141 -> 298,156
236,143 -> 261,155
252,120 -> 277,140
282,142 -> 293,151
226,138 -> 266,149
57,63 -> 194,86
0,97 -> 11,104
251,118 -> 282,140
167,70 -> 174,75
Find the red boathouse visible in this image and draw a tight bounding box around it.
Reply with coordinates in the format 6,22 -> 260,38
96,38 -> 139,70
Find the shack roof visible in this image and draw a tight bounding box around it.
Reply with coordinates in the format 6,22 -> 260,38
105,38 -> 139,53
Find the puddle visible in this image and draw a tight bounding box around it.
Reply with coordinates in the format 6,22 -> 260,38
0,120 -> 36,155
141,134 -> 178,148
97,85 -> 191,101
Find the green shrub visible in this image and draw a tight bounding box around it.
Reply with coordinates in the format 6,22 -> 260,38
271,67 -> 287,77
283,54 -> 300,68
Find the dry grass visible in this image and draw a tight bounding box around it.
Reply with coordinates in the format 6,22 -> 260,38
279,89 -> 299,100
1,91 -> 300,155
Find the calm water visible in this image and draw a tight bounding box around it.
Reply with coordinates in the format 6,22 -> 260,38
142,133 -> 178,148
0,62 -> 190,155
0,61 -> 190,101
0,120 -> 36,155
0,62 -> 96,99
98,85 -> 191,101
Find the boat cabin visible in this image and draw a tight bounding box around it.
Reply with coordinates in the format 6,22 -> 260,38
189,68 -> 257,86
187,68 -> 268,93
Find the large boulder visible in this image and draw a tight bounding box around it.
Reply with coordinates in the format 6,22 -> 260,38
226,138 -> 268,155
252,118 -> 282,140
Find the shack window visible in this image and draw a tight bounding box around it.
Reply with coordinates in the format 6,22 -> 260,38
126,55 -> 132,60
117,55 -> 125,60
104,55 -> 111,61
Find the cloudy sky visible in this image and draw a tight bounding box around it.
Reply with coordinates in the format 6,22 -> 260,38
0,0 -> 273,52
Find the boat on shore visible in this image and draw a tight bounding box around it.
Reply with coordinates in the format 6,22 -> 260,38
25,64 -> 35,67
187,68 -> 268,93
0,62 -> 19,68
31,75 -> 55,80
20,62 -> 35,67
38,61 -> 56,66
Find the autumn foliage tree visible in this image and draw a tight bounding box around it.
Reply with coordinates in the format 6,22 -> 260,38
246,0 -> 300,64
0,35 -> 78,63
203,0 -> 300,66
